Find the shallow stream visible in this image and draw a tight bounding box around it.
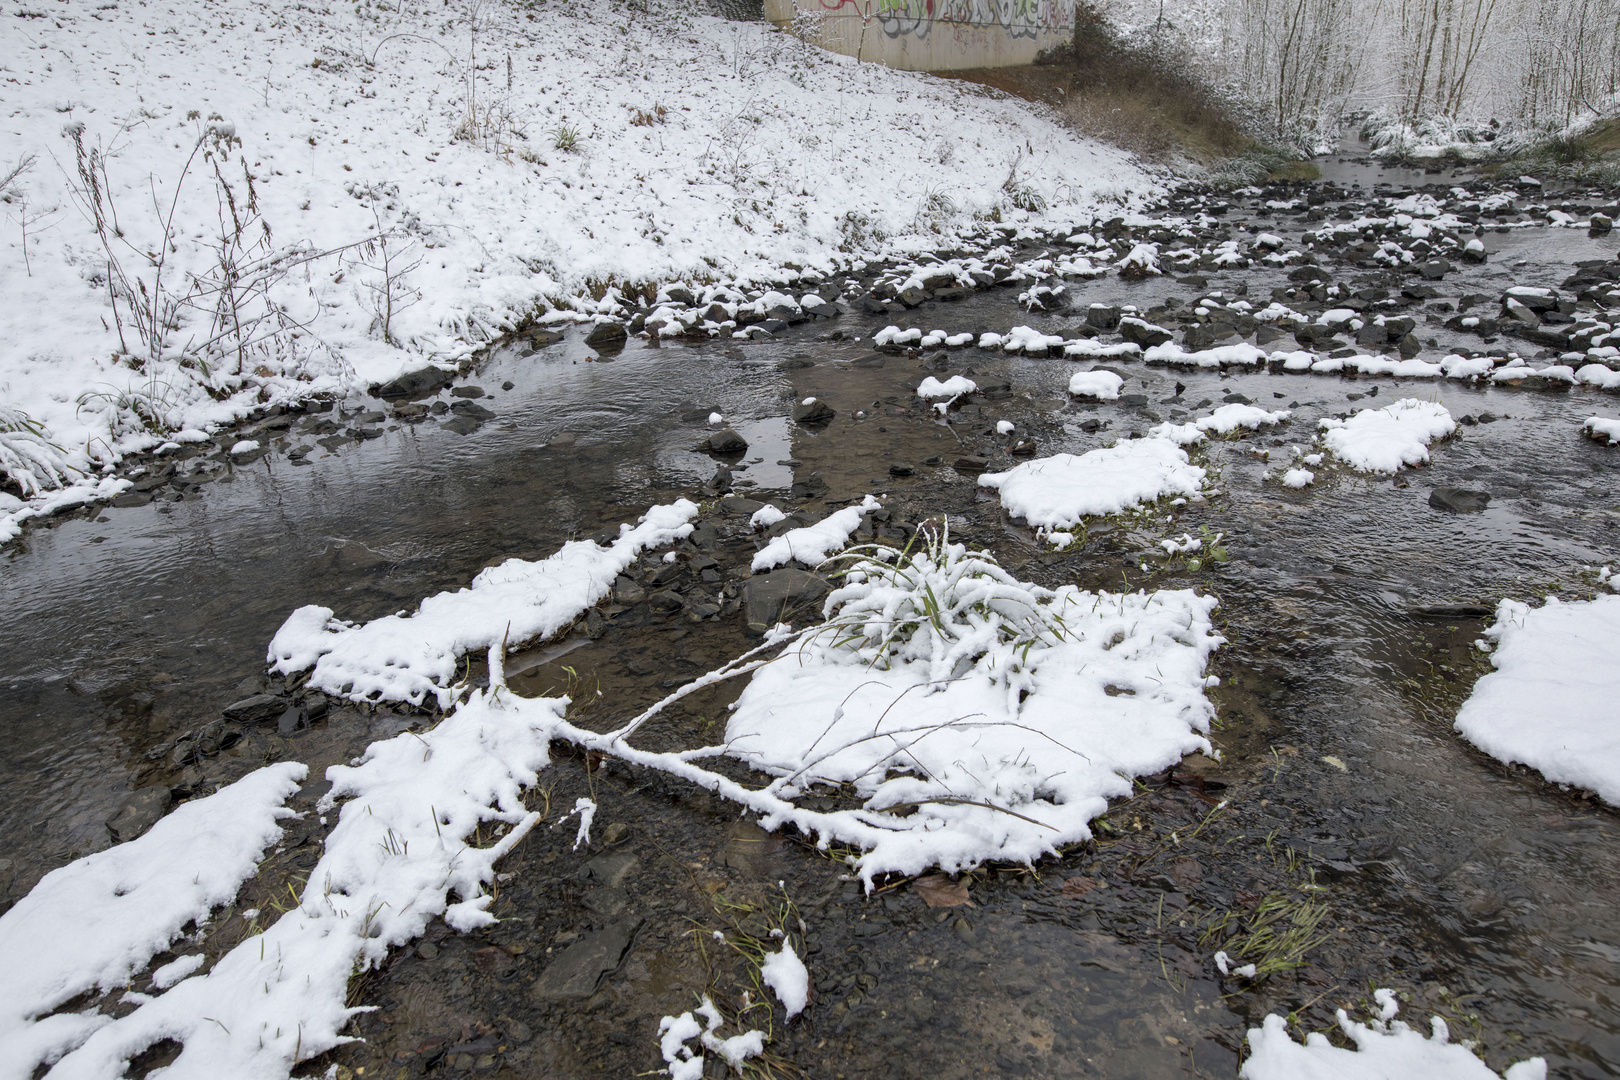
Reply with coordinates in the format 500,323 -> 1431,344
3,168 -> 1619,1078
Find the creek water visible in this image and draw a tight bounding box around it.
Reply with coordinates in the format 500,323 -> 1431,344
2,170 -> 1618,1078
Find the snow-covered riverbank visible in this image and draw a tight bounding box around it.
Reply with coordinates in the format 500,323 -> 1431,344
0,0 -> 1153,521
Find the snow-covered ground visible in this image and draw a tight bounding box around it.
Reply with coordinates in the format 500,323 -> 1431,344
1455,595 -> 1620,804
0,0 -> 1153,515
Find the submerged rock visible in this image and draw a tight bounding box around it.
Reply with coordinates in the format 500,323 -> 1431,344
1428,487 -> 1491,513
529,918 -> 642,1001
742,569 -> 830,632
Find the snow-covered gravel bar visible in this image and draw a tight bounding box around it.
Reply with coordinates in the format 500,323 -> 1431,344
1455,596 -> 1620,804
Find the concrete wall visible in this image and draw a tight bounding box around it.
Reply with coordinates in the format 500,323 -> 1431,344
765,0 -> 1073,72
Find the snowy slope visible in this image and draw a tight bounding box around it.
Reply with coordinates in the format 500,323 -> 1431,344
0,0 -> 1154,501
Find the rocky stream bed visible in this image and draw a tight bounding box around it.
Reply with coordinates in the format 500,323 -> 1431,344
3,161 -> 1620,1079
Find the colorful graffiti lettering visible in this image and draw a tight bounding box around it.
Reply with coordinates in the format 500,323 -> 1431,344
812,0 -> 1071,41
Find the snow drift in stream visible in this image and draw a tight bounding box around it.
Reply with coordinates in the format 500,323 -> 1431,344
977,439 -> 1207,531
1455,595 -> 1620,805
1242,990 -> 1545,1080
267,500 -> 698,707
0,763 -> 306,1080
1318,398 -> 1456,474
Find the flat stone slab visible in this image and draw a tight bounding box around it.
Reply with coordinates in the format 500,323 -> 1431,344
529,918 -> 641,1001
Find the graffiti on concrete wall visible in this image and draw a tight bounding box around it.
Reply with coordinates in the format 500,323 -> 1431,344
811,0 -> 1073,41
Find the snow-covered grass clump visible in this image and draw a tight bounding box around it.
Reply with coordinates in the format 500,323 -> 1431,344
979,439 -> 1207,532
0,764 -> 305,1080
1242,990 -> 1546,1080
1318,399 -> 1456,473
724,529 -> 1222,879
0,0 -> 1151,525
1455,595 -> 1620,804
269,500 -> 697,707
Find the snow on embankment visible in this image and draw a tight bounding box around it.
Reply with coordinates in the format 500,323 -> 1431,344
0,763 -> 305,1080
0,0 -> 1152,511
1242,990 -> 1546,1080
269,500 -> 697,707
1455,595 -> 1620,804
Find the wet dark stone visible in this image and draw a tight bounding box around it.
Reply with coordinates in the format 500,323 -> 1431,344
1410,603 -> 1495,621
440,415 -> 483,436
706,428 -> 748,454
648,589 -> 684,613
111,491 -> 154,508
528,918 -> 642,1001
106,786 -> 172,842
1118,319 -> 1172,347
222,693 -> 286,724
392,402 -> 428,421
449,401 -> 496,420
1119,394 -> 1150,408
1428,487 -> 1491,513
953,455 -> 989,471
888,462 -> 913,476
743,569 -> 830,632
371,365 -> 453,398
792,399 -> 835,424
581,852 -> 640,887
719,496 -> 764,516
449,385 -> 485,398
584,322 -> 628,350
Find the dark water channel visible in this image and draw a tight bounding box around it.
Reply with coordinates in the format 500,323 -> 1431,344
3,172 -> 1619,1078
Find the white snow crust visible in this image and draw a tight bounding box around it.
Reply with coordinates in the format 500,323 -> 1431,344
1455,596 -> 1620,804
725,545 -> 1221,880
1197,404 -> 1291,433
751,496 -> 880,572
1242,999 -> 1545,1080
1067,370 -> 1125,399
0,763 -> 306,1080
268,499 -> 697,706
760,943 -> 810,1019
1318,399 -> 1456,473
978,440 -> 1206,530
1584,416 -> 1620,444
917,376 -> 978,400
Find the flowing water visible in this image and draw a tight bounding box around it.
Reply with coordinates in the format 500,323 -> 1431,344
3,171 -> 1619,1078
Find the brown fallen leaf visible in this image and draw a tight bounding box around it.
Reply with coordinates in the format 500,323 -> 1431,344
912,873 -> 974,908
1062,876 -> 1100,898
